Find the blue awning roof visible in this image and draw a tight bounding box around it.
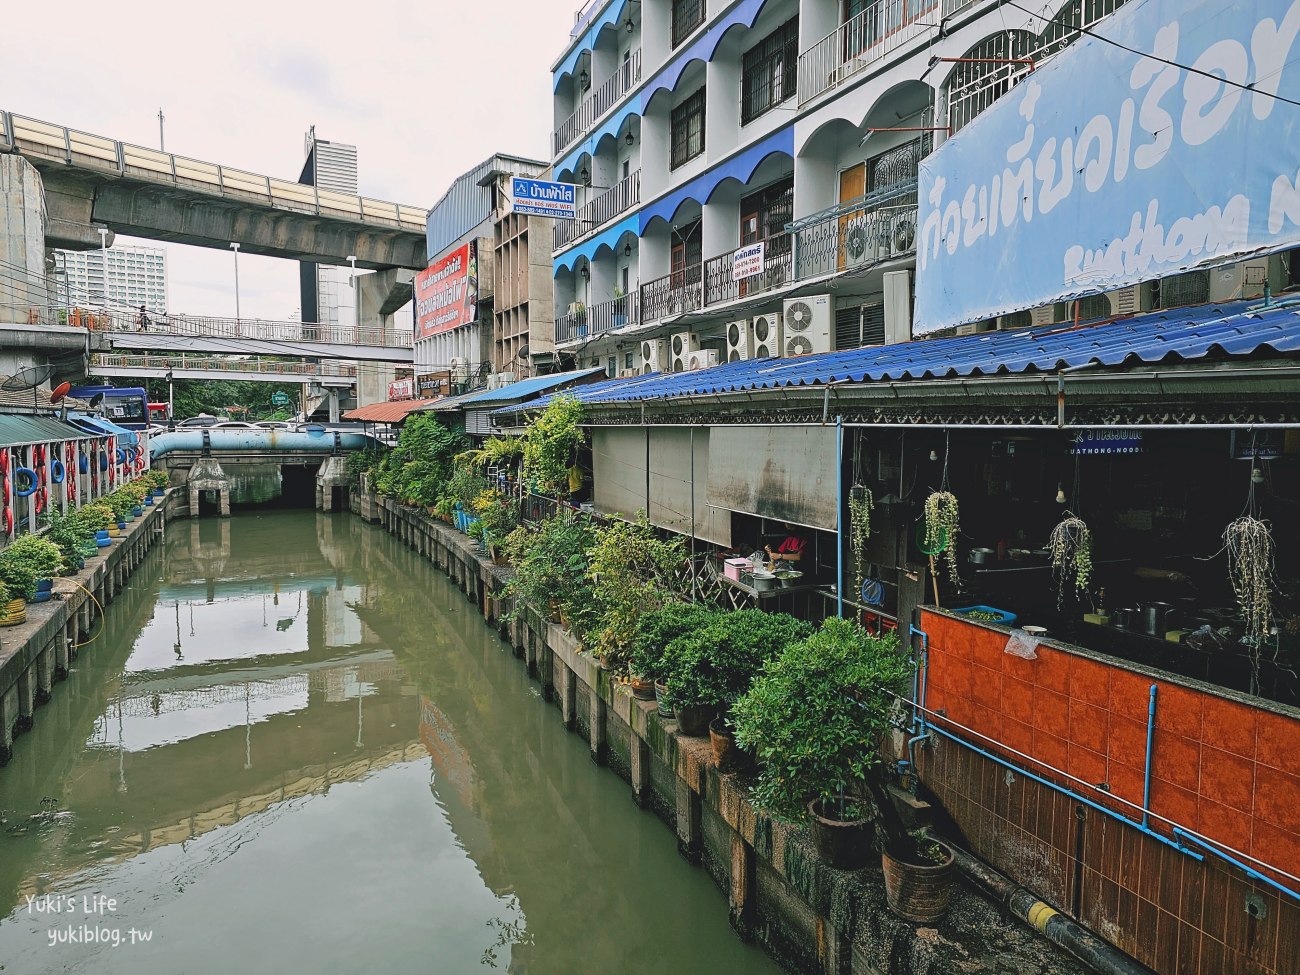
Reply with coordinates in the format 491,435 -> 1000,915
554,215 -> 639,274
457,368 -> 607,408
503,299 -> 1300,411
68,413 -> 140,444
640,0 -> 772,108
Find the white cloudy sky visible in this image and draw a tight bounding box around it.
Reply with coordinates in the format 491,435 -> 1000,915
2,0 -> 579,318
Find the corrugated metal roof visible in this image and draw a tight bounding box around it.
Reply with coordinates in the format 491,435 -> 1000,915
344,398 -> 443,423
455,368 -> 607,407
425,154 -> 548,260
504,299 -> 1300,411
0,414 -> 95,448
67,413 -> 139,444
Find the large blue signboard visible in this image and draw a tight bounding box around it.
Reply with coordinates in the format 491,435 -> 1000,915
915,0 -> 1300,333
511,177 -> 577,219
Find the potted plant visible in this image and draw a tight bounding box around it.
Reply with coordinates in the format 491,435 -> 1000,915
0,534 -> 67,601
521,395 -> 585,499
659,609 -> 810,750
502,512 -> 600,638
629,601 -> 719,706
585,513 -> 685,674
472,488 -> 520,564
0,580 -> 22,626
612,286 -> 628,328
733,618 -> 923,876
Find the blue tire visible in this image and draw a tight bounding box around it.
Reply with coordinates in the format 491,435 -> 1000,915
13,468 -> 37,497
49,459 -> 65,484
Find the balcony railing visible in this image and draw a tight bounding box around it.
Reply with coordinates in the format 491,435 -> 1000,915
554,170 -> 640,251
554,49 -> 643,155
789,191 -> 918,283
639,264 -> 704,324
798,0 -> 968,105
555,293 -> 639,344
703,232 -> 793,307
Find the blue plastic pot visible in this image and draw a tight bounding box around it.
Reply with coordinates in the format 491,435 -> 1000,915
31,590 -> 52,603
131,506 -> 143,517
95,537 -> 112,548
144,496 -> 154,506
95,529 -> 109,540
116,520 -> 126,530
34,579 -> 53,592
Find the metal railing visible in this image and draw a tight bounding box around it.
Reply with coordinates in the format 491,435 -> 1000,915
554,170 -> 640,250
554,50 -> 643,154
798,0 -> 967,105
639,264 -> 704,324
555,307 -> 588,343
703,232 -> 793,307
555,294 -> 638,344
91,353 -> 358,379
790,194 -> 918,282
0,300 -> 411,348
0,109 -> 426,233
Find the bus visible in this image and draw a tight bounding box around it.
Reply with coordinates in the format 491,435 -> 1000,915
148,402 -> 170,424
68,385 -> 150,429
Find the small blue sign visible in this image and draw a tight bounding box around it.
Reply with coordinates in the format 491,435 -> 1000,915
511,177 -> 577,219
1071,429 -> 1143,456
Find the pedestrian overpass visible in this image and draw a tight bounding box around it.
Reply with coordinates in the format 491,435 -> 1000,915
90,352 -> 360,384
0,108 -> 428,268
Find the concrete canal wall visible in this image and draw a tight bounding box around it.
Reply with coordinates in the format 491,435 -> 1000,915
362,492 -> 1090,975
0,492 -> 181,766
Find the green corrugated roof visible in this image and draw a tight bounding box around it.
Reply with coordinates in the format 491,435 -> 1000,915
0,415 -> 93,448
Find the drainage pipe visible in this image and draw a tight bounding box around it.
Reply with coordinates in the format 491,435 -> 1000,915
148,429 -> 383,459
928,832 -> 1156,975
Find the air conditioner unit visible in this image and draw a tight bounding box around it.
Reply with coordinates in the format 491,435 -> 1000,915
751,311 -> 783,359
889,211 -> 918,256
1029,305 -> 1057,326
782,295 -> 834,357
725,319 -> 753,362
669,331 -> 699,372
997,309 -> 1034,330
882,271 -> 911,345
1209,258 -> 1271,302
640,338 -> 668,374
449,356 -> 469,382
1107,283 -> 1150,316
687,348 -> 719,371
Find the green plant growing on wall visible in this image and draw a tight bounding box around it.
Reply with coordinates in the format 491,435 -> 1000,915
42,511 -> 95,573
586,514 -> 685,673
522,394 -> 584,497
472,488 -> 520,551
346,447 -> 386,486
0,534 -> 67,599
732,618 -> 912,824
628,601 -> 720,684
457,436 -> 524,474
502,512 -> 599,631
1222,515 -> 1276,649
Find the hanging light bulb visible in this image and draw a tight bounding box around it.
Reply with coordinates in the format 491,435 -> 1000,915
929,449 -> 938,462
1055,484 -> 1067,504
1251,467 -> 1265,484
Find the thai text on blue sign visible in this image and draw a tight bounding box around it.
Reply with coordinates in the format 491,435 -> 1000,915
915,0 -> 1300,333
1071,429 -> 1143,455
511,178 -> 576,219
732,241 -> 765,280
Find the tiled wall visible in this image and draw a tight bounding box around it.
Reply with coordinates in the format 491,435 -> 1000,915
915,609 -> 1299,975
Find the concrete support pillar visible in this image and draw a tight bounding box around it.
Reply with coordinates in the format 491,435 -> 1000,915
675,778 -> 702,862
630,734 -> 651,808
729,834 -> 756,940
57,623 -> 72,677
187,458 -> 230,518
328,388 -> 340,423
560,663 -> 577,730
35,641 -> 55,704
588,682 -> 607,765
0,684 -> 16,764
15,667 -> 35,732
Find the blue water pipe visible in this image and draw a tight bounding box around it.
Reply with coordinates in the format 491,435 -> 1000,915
1172,827 -> 1300,904
1141,683 -> 1158,829
149,428 -> 384,459
906,624 -> 931,770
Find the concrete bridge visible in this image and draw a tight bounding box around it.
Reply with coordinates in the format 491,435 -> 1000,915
1,109 -> 427,269
91,352 -> 361,383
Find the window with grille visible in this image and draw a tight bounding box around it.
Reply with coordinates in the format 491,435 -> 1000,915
670,86 -> 706,169
741,18 -> 799,125
672,0 -> 705,48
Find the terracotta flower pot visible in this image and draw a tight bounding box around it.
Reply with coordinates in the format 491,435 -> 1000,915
675,704 -> 715,737
807,799 -> 872,870
629,675 -> 655,700
882,840 -> 956,922
709,717 -> 745,772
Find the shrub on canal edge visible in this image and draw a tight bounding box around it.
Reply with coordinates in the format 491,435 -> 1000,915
0,534 -> 66,600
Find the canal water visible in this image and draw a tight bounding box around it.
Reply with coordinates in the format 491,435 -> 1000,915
0,511 -> 780,974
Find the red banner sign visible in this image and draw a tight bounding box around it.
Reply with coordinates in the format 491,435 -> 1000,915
414,241 -> 478,340
388,377 -> 415,401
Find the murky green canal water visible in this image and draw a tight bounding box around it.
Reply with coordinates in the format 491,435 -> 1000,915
0,511 -> 780,974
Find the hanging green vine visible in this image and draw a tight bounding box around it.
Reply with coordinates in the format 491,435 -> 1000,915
1223,515 -> 1276,650
849,485 -> 874,596
923,490 -> 961,587
1048,513 -> 1093,609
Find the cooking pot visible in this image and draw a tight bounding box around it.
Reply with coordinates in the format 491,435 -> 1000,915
1111,607 -> 1140,629
750,572 -> 777,593
1141,602 -> 1175,638
968,547 -> 995,565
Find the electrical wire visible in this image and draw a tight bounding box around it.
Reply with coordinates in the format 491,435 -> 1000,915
1001,0 -> 1300,110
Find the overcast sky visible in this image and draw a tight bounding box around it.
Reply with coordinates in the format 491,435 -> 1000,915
2,0 -> 579,319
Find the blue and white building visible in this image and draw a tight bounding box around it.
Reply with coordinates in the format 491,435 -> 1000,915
547,0 -> 1295,377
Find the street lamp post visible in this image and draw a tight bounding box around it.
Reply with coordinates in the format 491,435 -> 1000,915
230,242 -> 242,335
347,255 -> 360,336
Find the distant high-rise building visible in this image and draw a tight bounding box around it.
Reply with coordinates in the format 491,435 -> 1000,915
54,244 -> 168,313
299,127 -> 358,327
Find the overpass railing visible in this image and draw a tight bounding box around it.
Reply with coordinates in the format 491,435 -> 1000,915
0,109 -> 426,233
0,302 -> 412,348
91,352 -> 358,379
